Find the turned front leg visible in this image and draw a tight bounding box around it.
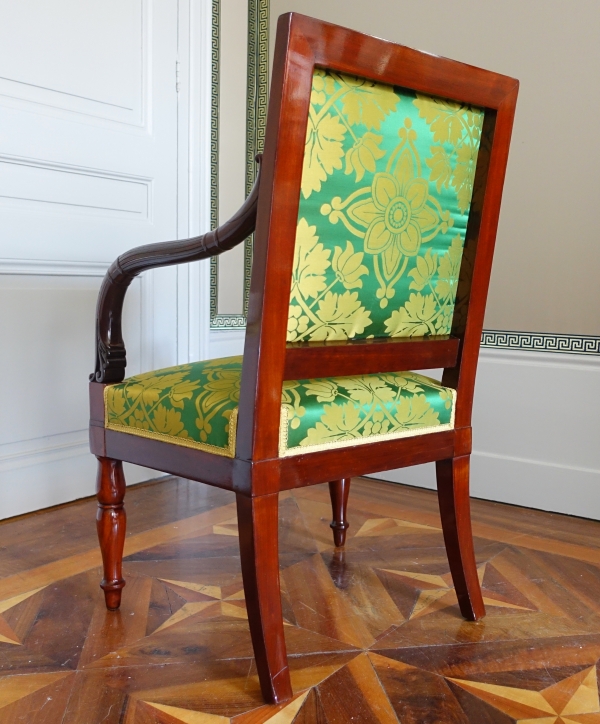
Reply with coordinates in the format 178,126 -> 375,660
96,457 -> 127,610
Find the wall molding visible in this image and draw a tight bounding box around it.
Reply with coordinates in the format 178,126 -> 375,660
0,153 -> 153,184
0,258 -> 109,276
473,448 -> 599,477
0,0 -> 149,129
209,0 -> 269,330
0,430 -> 88,474
481,329 -> 600,355
206,323 -> 600,359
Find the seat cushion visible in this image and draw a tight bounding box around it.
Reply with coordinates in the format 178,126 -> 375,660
104,356 -> 455,458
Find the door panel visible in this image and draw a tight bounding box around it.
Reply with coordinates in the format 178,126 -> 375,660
0,0 -> 179,518
0,0 -> 177,262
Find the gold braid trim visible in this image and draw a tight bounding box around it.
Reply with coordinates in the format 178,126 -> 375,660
278,388 -> 456,457
279,406 -> 291,456
228,407 -> 238,457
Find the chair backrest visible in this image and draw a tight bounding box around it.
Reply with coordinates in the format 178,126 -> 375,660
288,70 -> 484,344
237,13 -> 518,462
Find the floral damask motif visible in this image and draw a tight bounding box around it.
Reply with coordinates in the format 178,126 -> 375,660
281,371 -> 454,453
289,69 -> 484,341
287,218 -> 371,341
384,235 -> 465,336
106,367 -> 198,439
105,356 -> 243,455
302,70 -> 400,198
413,94 -> 484,213
106,357 -> 456,458
345,132 -> 386,182
194,363 -> 241,444
322,118 -> 452,308
281,380 -> 305,430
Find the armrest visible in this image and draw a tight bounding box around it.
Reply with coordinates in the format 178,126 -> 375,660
91,155 -> 262,383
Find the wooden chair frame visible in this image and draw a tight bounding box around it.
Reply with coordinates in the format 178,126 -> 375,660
89,13 -> 518,705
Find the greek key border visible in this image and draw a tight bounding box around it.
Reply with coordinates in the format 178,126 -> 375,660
209,0 -> 269,330
481,330 -> 600,355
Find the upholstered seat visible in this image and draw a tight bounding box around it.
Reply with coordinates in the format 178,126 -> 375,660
105,355 -> 455,457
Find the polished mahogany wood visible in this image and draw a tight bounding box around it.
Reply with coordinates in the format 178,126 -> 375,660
277,430 -> 457,493
89,12 -> 518,705
283,337 -> 459,381
436,455 -> 485,621
90,425 -> 460,497
236,492 -> 293,704
104,427 -> 236,492
95,457 -> 127,610
329,479 -> 351,547
92,156 -> 262,383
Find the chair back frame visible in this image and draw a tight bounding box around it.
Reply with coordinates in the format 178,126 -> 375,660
237,13 -> 519,465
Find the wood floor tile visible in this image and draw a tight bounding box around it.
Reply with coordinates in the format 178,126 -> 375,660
132,701 -> 231,723
315,653 -> 398,723
0,672 -> 74,723
319,550 -> 404,640
287,652 -> 358,689
0,503 -> 237,603
369,653 -> 469,723
282,553 -> 375,648
2,476 -> 600,722
232,690 -> 310,723
0,479 -> 233,577
374,636 -> 600,679
79,575 -> 153,667
285,689 -> 328,724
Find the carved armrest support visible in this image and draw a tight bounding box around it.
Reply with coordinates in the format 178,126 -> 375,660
91,155 -> 262,383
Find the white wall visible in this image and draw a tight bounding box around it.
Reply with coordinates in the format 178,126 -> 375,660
269,0 -> 600,336
0,268 -> 159,518
0,0 -> 216,520
370,348 -> 600,520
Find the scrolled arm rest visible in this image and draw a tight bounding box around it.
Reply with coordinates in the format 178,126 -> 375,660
91,155 -> 263,383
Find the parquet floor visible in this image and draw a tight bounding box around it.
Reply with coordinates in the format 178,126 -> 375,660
1,478 -> 600,723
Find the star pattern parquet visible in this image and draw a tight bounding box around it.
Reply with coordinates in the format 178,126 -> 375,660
1,476 -> 600,722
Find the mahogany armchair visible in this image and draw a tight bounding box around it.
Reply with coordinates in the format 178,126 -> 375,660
89,14 -> 518,705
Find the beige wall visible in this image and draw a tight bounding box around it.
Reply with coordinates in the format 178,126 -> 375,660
269,0 -> 600,334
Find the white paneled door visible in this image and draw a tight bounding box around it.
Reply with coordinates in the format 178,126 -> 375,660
0,0 -> 182,517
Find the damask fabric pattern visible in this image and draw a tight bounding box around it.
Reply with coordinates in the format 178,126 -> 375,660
104,357 -> 455,457
104,356 -> 242,458
288,69 -> 484,342
280,370 -> 454,456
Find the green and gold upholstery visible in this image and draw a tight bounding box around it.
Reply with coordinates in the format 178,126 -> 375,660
105,356 -> 455,458
288,69 -> 484,342
104,71 -> 481,458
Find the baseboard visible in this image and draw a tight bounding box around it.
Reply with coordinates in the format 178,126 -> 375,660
369,453 -> 600,520
0,432 -> 160,520
369,347 -> 600,520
